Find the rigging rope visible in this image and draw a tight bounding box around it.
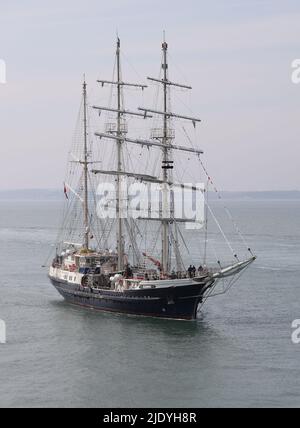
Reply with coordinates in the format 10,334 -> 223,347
181,126 -> 251,254
197,155 -> 251,251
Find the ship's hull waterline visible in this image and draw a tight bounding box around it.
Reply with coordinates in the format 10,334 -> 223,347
49,277 -> 214,320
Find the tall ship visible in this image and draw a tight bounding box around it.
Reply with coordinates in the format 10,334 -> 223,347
48,37 -> 256,320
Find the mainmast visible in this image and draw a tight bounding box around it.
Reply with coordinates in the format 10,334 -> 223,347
83,78 -> 89,250
161,40 -> 170,275
93,37 -> 147,271
116,38 -> 123,271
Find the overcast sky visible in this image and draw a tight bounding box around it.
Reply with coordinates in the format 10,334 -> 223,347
0,0 -> 300,191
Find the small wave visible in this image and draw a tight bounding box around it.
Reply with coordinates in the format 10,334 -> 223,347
0,227 -> 56,243
256,265 -> 296,272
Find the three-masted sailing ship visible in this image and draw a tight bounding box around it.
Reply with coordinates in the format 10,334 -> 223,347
48,38 -> 256,320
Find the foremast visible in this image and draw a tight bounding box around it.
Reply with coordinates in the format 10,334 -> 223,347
161,40 -> 169,275
140,39 -> 201,276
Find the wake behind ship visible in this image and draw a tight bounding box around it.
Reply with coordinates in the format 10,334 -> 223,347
48,38 -> 255,320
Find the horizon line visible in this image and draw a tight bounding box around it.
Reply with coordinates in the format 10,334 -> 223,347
0,188 -> 300,193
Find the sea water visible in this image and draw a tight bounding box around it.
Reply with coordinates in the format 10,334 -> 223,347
0,198 -> 299,408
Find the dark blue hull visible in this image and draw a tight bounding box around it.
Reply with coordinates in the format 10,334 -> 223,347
50,278 -> 213,320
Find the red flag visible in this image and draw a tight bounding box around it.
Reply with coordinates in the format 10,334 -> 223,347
63,183 -> 69,199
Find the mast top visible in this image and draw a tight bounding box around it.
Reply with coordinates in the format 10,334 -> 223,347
162,31 -> 168,50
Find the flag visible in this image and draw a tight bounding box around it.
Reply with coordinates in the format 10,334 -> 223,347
63,183 -> 69,200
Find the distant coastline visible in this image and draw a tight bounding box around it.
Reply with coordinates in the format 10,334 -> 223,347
0,189 -> 299,201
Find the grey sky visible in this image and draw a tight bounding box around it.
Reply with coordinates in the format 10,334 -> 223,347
0,0 -> 300,191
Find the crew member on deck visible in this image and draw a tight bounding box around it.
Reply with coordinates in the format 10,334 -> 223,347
198,265 -> 203,275
124,264 -> 133,278
192,266 -> 196,277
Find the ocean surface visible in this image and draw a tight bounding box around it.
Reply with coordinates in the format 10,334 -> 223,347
0,198 -> 299,408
